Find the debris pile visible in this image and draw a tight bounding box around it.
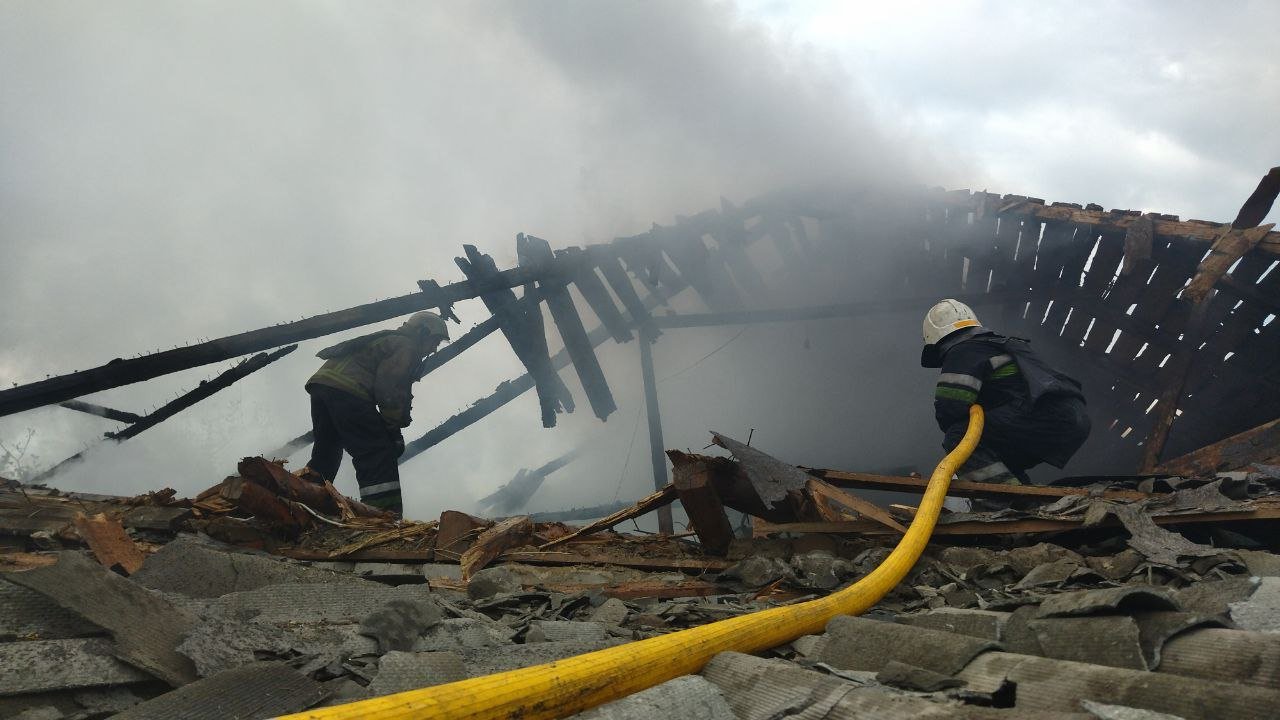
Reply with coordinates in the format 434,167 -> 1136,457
4,440 -> 1280,718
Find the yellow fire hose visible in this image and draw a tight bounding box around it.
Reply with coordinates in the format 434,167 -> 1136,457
277,405 -> 984,720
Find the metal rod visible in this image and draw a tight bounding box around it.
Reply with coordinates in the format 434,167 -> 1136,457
638,325 -> 674,534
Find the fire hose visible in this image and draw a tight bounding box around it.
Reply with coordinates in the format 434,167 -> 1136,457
276,404 -> 984,720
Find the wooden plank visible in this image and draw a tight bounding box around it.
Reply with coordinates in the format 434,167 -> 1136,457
539,484 -> 678,549
805,468 -> 1155,501
594,247 -> 659,337
460,515 -> 533,580
672,457 -> 735,556
1140,300 -> 1213,471
1155,416 -> 1280,476
521,234 -> 617,421
73,512 -> 145,575
499,550 -> 733,572
937,193 -> 1280,252
457,244 -> 572,427
805,479 -> 906,534
59,400 -> 142,424
1184,224 -> 1276,303
755,502 -> 1280,537
563,247 -> 633,344
400,260 -> 689,465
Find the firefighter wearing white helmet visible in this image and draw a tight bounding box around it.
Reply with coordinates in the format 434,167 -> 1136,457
297,310 -> 452,514
922,299 -> 1090,485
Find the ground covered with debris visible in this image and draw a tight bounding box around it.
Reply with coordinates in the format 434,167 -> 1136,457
5,450 -> 1280,719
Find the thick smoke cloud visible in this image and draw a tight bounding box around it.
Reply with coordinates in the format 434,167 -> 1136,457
0,2 -> 939,517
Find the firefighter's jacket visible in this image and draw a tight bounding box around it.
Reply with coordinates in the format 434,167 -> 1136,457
306,329 -> 427,428
934,329 -> 1086,457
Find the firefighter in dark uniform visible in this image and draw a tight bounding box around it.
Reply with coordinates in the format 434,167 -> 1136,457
921,299 -> 1091,485
297,310 -> 450,514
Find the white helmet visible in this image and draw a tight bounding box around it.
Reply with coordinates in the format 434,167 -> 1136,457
921,299 -> 980,367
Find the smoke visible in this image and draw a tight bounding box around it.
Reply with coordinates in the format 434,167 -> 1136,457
1,1 -> 953,515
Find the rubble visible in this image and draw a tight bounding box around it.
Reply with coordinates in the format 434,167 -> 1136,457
3,397 -> 1280,718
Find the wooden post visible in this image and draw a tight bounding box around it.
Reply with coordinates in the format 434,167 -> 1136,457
639,325 -> 674,534
671,457 -> 734,556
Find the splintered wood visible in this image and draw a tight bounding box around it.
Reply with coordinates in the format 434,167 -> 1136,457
73,512 -> 145,575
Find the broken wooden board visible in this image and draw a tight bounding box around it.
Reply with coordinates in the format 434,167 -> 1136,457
672,457 -> 735,556
73,513 -> 145,575
1155,416 -> 1280,477
275,546 -> 731,573
521,234 -> 618,422
805,479 -> 906,534
540,484 -> 678,549
805,469 -> 1156,501
753,501 -> 1280,537
1183,223 -> 1276,304
460,515 -> 533,580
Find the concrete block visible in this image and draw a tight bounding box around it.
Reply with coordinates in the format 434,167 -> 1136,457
571,675 -> 735,720
367,651 -> 468,696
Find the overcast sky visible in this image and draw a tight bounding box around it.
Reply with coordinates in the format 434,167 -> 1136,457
1,1 -> 1276,518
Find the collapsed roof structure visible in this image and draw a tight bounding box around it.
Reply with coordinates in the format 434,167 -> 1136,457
2,169 -> 1279,718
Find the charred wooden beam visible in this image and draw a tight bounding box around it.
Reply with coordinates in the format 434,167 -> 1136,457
562,247 -> 633,344
1155,416 -> 1280,477
650,291 -> 1021,328
31,347 -> 297,482
594,247 -> 659,337
59,400 -> 142,424
1140,297 -> 1216,472
1232,166 -> 1280,230
477,446 -> 581,516
754,502 -> 1280,537
110,345 -> 297,441
521,234 -> 617,421
639,325 -> 674,535
1183,224 -> 1276,304
457,245 -> 572,427
805,468 -> 1155,501
0,264 -> 567,419
539,483 -> 678,549
940,193 -> 1280,253
528,500 -> 636,523
401,261 -> 686,465
670,454 -> 734,555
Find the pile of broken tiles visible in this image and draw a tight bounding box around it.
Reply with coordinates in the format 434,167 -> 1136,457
4,518 -> 1279,718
